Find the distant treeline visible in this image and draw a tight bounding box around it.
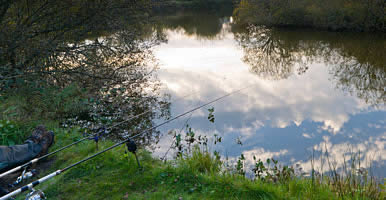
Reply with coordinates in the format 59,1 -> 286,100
233,0 -> 385,32
152,0 -> 235,11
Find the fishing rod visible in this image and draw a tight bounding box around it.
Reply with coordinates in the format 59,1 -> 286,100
161,93 -> 202,161
0,89 -> 201,179
0,83 -> 256,200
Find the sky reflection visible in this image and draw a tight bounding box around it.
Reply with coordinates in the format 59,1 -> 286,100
153,26 -> 385,177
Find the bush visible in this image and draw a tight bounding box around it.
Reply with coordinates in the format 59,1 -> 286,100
0,120 -> 25,146
179,145 -> 222,174
0,84 -> 90,122
233,0 -> 386,32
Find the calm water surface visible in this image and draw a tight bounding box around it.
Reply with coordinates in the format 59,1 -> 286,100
151,12 -> 385,177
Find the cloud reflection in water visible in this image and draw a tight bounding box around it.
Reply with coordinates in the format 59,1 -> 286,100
153,27 -> 385,177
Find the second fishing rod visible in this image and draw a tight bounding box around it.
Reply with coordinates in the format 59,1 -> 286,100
0,83 -> 256,200
0,89 -> 201,179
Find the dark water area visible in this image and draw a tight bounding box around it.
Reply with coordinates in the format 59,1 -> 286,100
150,11 -> 386,178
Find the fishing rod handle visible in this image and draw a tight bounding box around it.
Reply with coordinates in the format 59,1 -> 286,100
0,136 -> 90,178
0,170 -> 62,200
0,159 -> 39,178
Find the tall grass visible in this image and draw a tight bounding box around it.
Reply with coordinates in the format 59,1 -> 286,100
165,119 -> 385,199
309,146 -> 384,199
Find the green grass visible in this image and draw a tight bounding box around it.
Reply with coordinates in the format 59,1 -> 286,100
0,103 -> 383,200
28,129 -> 277,200
1,94 -> 383,200
9,127 -> 371,200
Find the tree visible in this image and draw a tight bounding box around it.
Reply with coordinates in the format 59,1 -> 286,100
0,0 -> 170,143
232,0 -> 386,31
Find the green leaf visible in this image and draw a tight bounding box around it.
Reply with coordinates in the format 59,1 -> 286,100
7,140 -> 15,146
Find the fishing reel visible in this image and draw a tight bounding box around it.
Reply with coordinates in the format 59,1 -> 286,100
25,188 -> 46,200
9,168 -> 37,188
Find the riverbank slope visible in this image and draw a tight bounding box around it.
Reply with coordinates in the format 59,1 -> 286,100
2,124 -> 382,200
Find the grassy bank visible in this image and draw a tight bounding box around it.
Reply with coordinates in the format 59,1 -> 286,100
14,128 -> 325,200
1,125 -> 381,200
0,91 -> 384,200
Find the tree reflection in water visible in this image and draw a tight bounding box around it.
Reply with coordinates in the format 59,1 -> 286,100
234,24 -> 385,106
153,10 -> 232,40
234,25 -> 312,80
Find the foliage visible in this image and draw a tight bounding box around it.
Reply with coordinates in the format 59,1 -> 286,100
252,157 -> 295,183
207,107 -> 215,123
0,83 -> 170,146
16,127 -> 276,200
157,0 -> 234,10
1,111 -> 381,200
236,153 -> 246,176
233,24 -> 385,106
0,0 -> 170,141
9,126 -> 382,200
178,145 -> 223,174
61,83 -> 171,144
308,146 -> 385,199
0,120 -> 24,146
167,109 -> 220,159
233,0 -> 386,32
0,0 -> 160,102
0,0 -> 154,87
0,84 -> 89,122
0,1 -> 384,199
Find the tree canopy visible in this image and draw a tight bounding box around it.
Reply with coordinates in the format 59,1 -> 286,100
233,0 -> 385,32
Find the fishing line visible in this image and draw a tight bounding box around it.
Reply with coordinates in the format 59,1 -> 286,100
160,109 -> 193,160
1,68 -> 227,177
0,88 -> 201,179
160,90 -> 204,161
0,83 -> 257,200
161,112 -> 193,161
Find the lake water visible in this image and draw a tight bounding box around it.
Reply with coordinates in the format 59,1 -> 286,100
150,12 -> 386,177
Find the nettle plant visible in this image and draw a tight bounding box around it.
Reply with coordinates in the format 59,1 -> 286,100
252,157 -> 295,183
0,120 -> 24,146
169,107 -> 298,182
171,107 -> 221,158
236,153 -> 246,176
233,134 -> 298,181
233,154 -> 297,182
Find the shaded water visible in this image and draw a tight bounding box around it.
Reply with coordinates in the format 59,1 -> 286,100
151,11 -> 386,177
